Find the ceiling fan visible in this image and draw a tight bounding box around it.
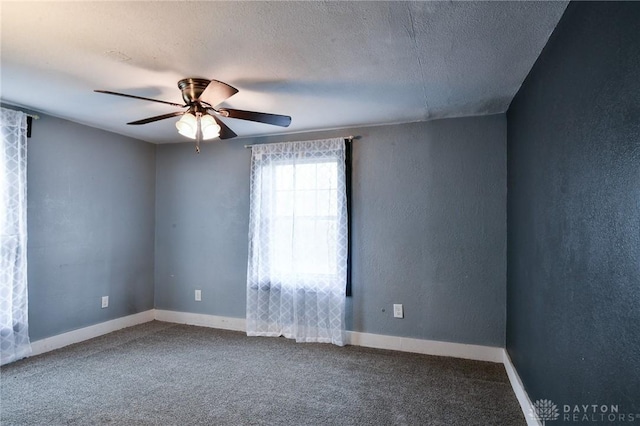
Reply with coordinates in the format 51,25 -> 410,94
95,78 -> 291,152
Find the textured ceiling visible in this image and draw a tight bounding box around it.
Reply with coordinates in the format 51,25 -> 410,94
0,1 -> 568,144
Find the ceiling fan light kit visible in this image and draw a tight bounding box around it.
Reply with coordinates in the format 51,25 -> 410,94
175,104 -> 221,141
176,113 -> 220,140
95,77 -> 292,153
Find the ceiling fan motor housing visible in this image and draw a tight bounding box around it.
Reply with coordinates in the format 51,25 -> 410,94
178,78 -> 211,104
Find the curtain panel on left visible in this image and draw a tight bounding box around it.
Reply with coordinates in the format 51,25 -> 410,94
0,107 -> 31,365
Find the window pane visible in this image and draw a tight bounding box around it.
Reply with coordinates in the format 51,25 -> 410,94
316,162 -> 337,190
316,189 -> 332,216
275,190 -> 294,216
294,189 -> 316,217
295,163 -> 317,190
272,217 -> 293,275
275,164 -> 294,190
328,189 -> 337,216
291,219 -> 336,275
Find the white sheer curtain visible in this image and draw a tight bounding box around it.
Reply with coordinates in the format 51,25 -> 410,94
246,138 -> 347,345
0,107 -> 31,365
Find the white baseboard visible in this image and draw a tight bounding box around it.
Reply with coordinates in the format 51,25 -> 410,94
503,349 -> 540,426
29,310 -> 155,357
154,309 -> 246,332
345,331 -> 504,363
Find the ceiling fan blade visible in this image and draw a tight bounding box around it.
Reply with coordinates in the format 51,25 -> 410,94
211,115 -> 237,140
127,111 -> 185,125
94,90 -> 185,108
219,108 -> 291,127
199,80 -> 239,107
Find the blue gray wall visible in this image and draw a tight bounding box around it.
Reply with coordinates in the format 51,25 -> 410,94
25,113 -> 156,341
155,115 -> 507,347
507,1 -> 640,413
154,139 -> 250,318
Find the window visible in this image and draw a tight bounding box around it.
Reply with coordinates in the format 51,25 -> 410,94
271,160 -> 339,279
246,138 -> 348,345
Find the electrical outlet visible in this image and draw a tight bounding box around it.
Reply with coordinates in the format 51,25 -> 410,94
393,304 -> 403,318
101,296 -> 109,308
195,289 -> 202,301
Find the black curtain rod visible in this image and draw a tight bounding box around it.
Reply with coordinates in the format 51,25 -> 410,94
244,136 -> 355,149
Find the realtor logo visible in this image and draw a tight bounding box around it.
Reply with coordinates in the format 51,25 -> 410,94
530,399 -> 639,423
531,399 -> 560,425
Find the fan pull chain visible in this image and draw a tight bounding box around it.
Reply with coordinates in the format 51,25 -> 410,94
195,114 -> 202,154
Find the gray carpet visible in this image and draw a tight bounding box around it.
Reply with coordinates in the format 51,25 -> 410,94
1,321 -> 525,425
